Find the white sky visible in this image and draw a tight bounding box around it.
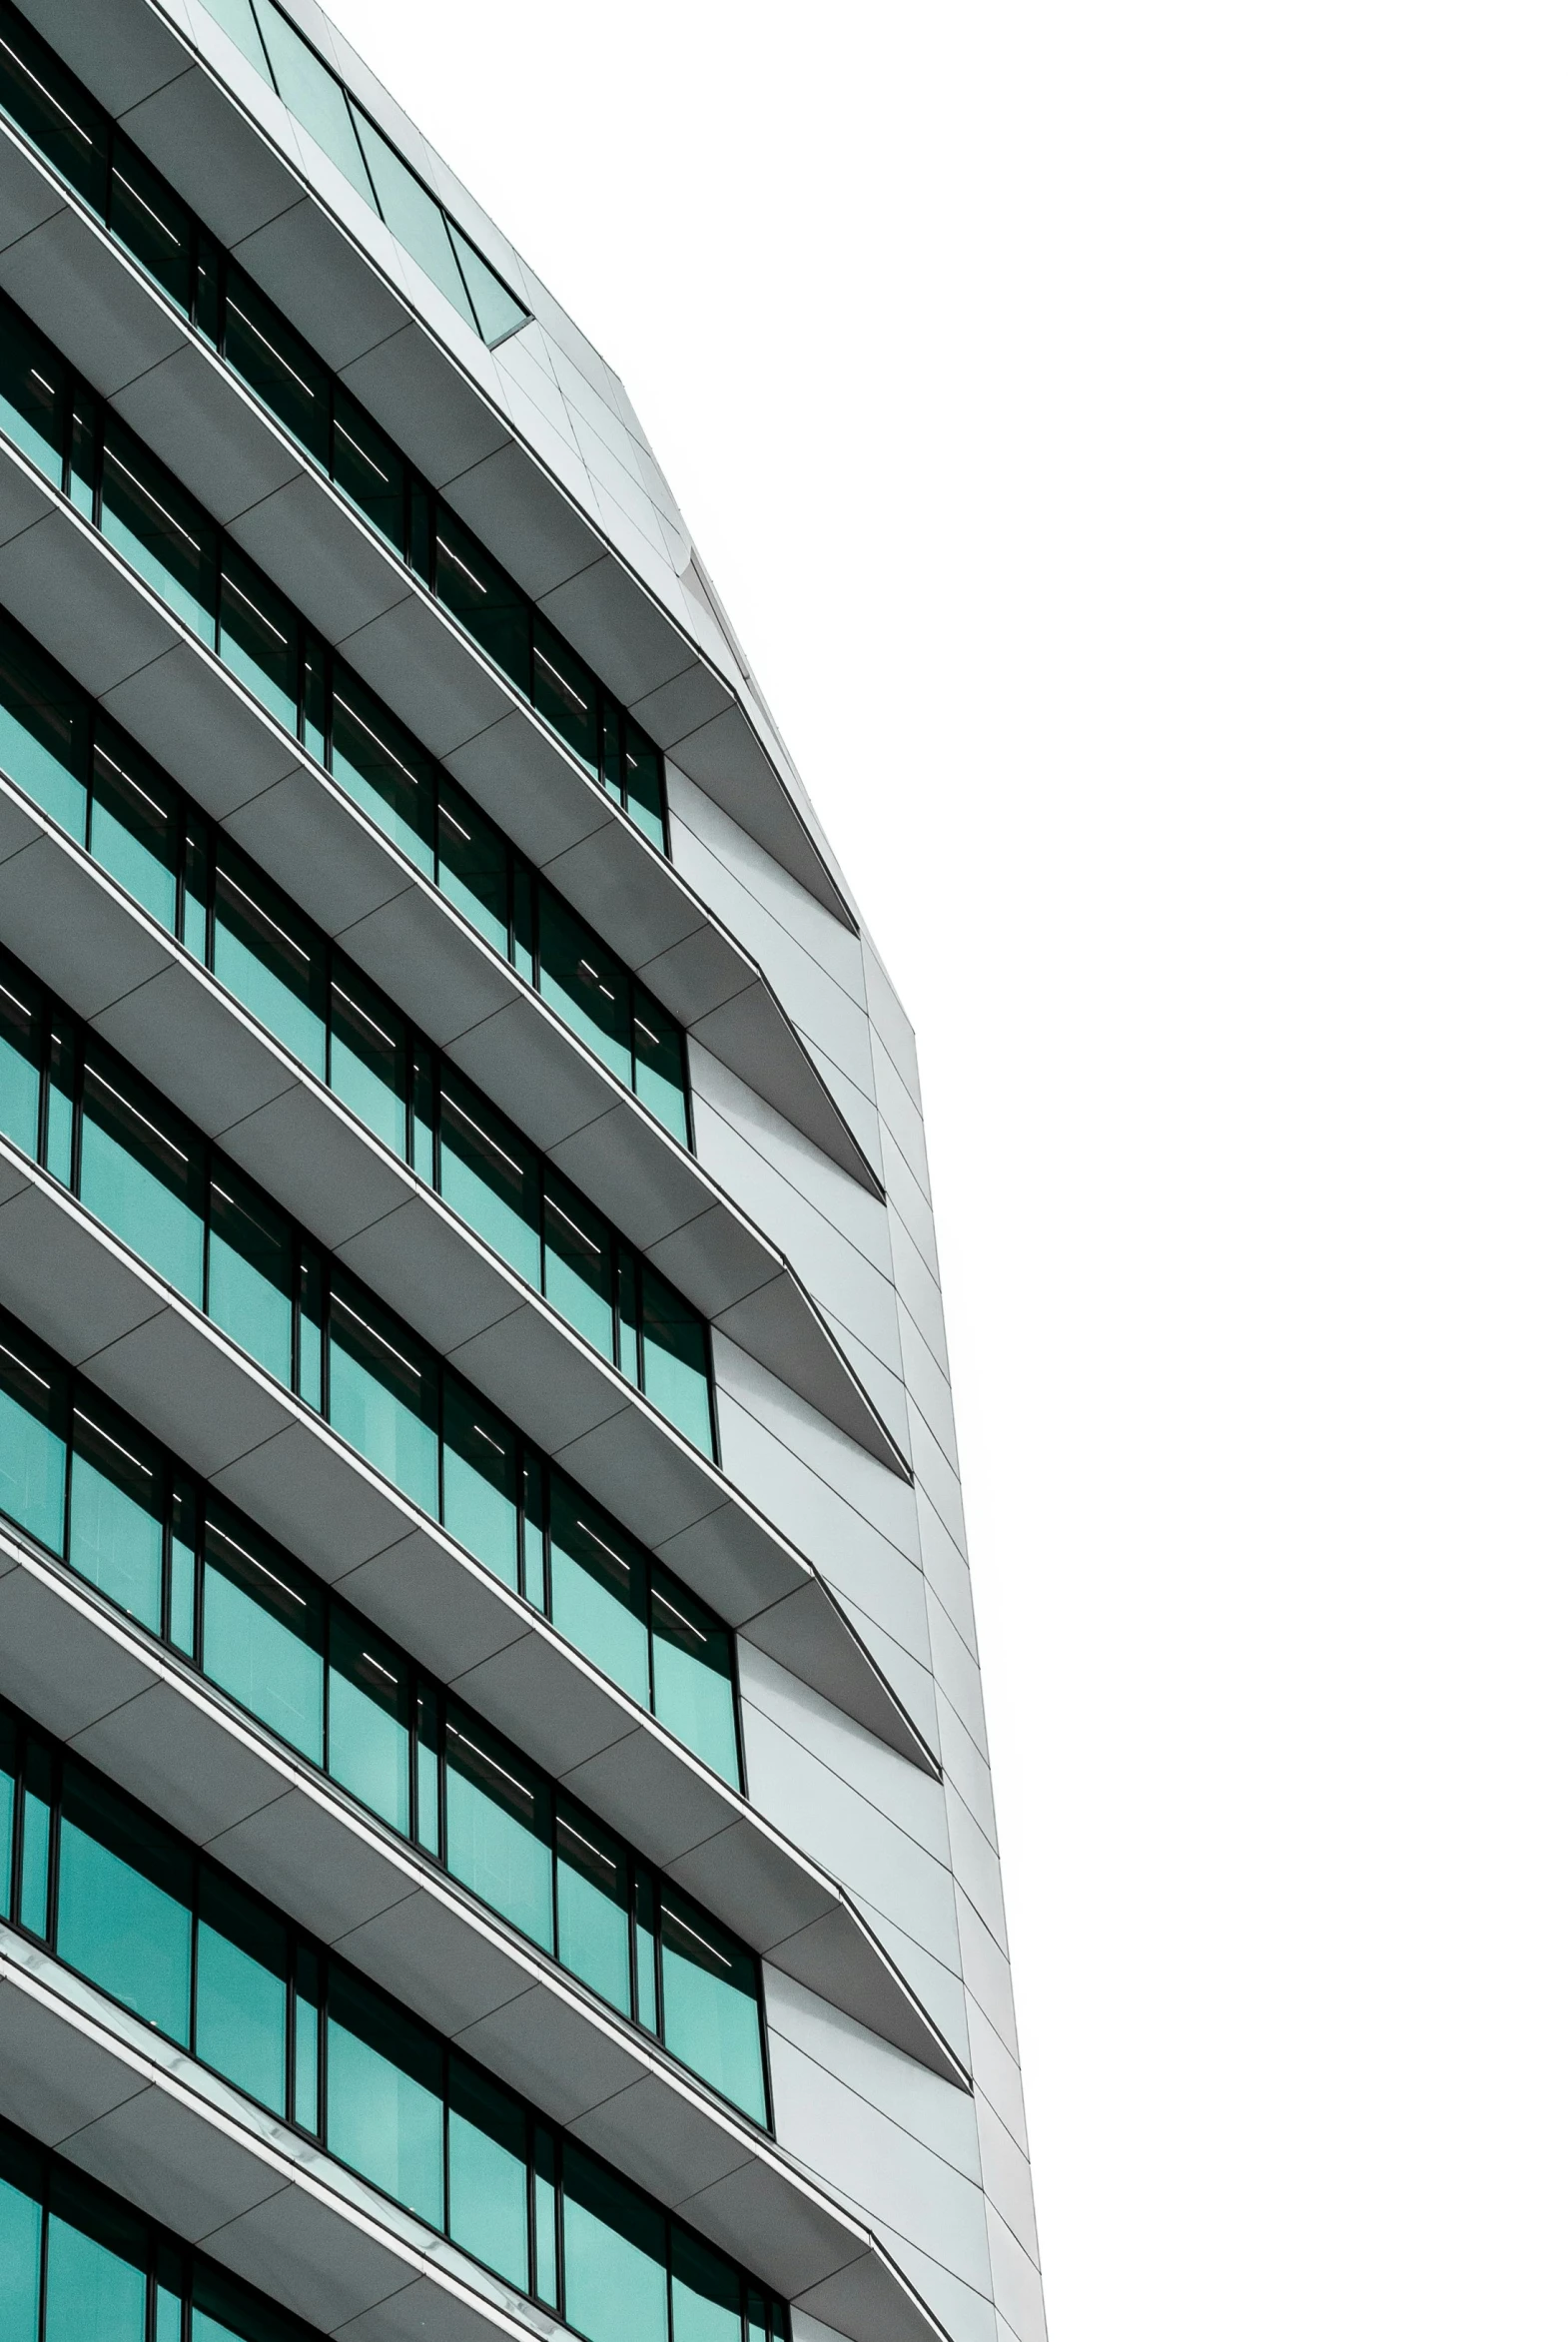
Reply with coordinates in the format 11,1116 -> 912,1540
319,3 -> 1566,2334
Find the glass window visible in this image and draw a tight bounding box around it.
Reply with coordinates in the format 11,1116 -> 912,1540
251,0 -> 376,207
532,2126 -> 559,2310
0,1318 -> 63,1554
89,732 -> 180,931
562,2146 -> 668,2342
651,1570 -> 738,1788
435,782 -> 507,957
435,1072 -> 540,1289
212,847 -> 326,1076
0,1712 -> 14,1921
537,890 -> 633,1087
443,1706 -> 551,1951
447,2054 -> 528,2288
555,1801 -> 631,2017
449,226 -> 528,349
331,396 -> 404,552
78,1053 -> 205,1304
441,1381 -> 517,1587
541,1173 -> 614,1358
328,1283 -> 439,1513
548,1483 -> 649,1706
196,0 -> 272,81
68,1402 -> 164,1635
0,294 -> 64,481
659,1891 -> 765,2123
19,1739 -> 50,1938
196,1868 -> 289,2116
57,1765 -> 193,2042
208,1173 -> 294,1385
326,964 -> 404,1157
0,2127 -> 42,2342
632,986 -> 687,1143
350,105 -> 475,328
99,422 -> 217,643
621,718 -> 665,850
107,141 -> 192,310
218,544 -> 298,732
0,5 -> 108,210
202,1507 -> 325,1764
326,1965 -> 443,2227
191,2260 -> 314,2342
532,617 -> 597,770
44,2177 -> 147,2342
222,275 -> 331,468
329,676 -> 436,877
673,2229 -> 744,2342
432,510 -> 528,695
641,1268 -> 713,1454
0,964 -> 42,1162
0,612 -> 86,840
328,1608 -> 409,1834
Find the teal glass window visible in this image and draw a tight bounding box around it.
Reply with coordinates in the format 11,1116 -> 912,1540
196,1868 -> 289,2116
532,617 -> 597,770
532,2128 -> 559,2310
441,1381 -> 518,1587
435,783 -> 507,956
99,421 -> 216,642
197,0 -> 273,83
329,675 -> 436,877
542,1173 -> 614,1357
548,1484 -> 650,1706
329,963 -> 405,1156
0,296 -> 63,481
0,1315 -> 64,1556
326,1965 -> 443,2226
19,1741 -> 50,1938
44,2178 -> 147,2342
56,1765 -> 193,2042
201,1508 -> 325,1765
432,510 -> 529,694
107,140 -> 192,310
0,2129 -> 42,2342
222,275 -> 331,468
673,2229 -> 744,2342
292,1944 -> 321,2135
622,717 -> 666,850
331,398 -> 404,551
67,1402 -> 164,1635
538,890 -> 633,1087
641,1268 -> 713,1454
208,1174 -> 294,1385
435,1071 -> 540,1288
555,1803 -> 631,2017
659,1892 -> 766,2123
218,545 -> 298,732
447,2055 -> 528,2289
449,224 -> 528,348
251,0 -> 375,207
213,850 -> 327,1076
632,987 -> 688,1142
0,2 -> 107,209
350,104 -> 473,325
0,607 -> 85,839
562,2146 -> 668,2342
78,1054 -> 205,1303
89,732 -> 180,932
443,1707 -> 552,1950
0,1713 -> 14,1923
651,1570 -> 738,1788
328,1284 -> 439,1513
328,1609 -> 410,1834
0,964 -> 41,1159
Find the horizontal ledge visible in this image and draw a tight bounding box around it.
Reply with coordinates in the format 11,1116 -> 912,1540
0,1177 -> 955,2076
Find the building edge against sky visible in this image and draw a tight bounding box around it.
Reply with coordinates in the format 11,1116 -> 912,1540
0,1 -> 1048,2339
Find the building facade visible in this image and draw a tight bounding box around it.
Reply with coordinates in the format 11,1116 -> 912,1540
0,4 -> 1046,2340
